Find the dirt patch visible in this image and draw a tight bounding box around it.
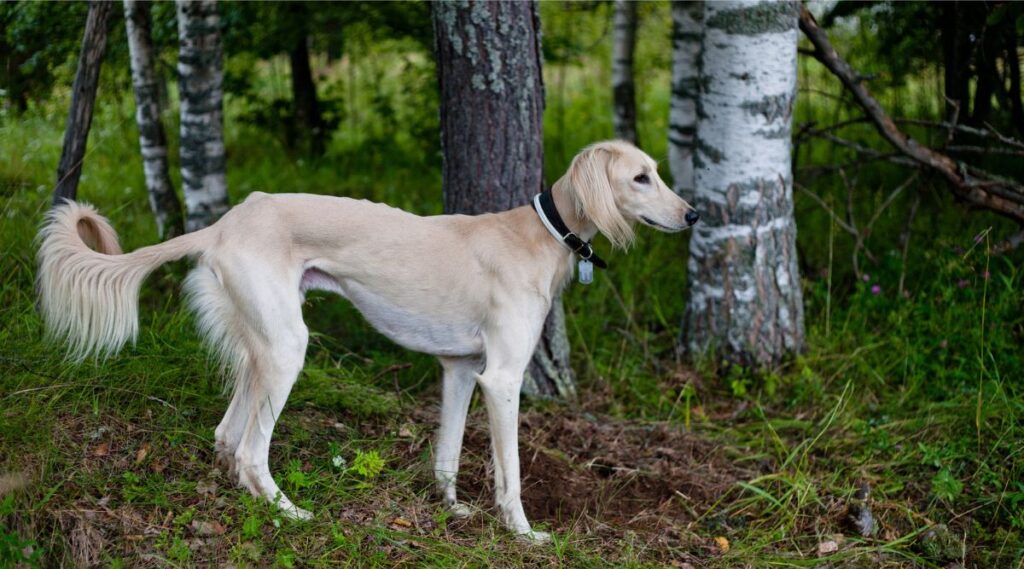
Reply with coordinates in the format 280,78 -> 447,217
453,409 -> 749,533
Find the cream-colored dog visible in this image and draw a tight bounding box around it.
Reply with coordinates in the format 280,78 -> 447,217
37,140 -> 697,541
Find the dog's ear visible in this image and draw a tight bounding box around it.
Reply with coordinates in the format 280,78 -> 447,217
568,144 -> 635,250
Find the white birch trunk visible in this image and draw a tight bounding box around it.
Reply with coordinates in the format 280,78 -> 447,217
668,1 -> 702,199
682,0 -> 805,367
176,0 -> 227,232
611,0 -> 638,144
125,0 -> 184,240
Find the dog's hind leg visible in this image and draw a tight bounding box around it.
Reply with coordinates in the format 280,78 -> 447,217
213,261 -> 311,519
434,356 -> 480,518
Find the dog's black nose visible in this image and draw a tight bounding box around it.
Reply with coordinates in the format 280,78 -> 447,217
685,210 -> 700,226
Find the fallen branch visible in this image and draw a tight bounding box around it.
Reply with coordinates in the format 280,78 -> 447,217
799,5 -> 1024,227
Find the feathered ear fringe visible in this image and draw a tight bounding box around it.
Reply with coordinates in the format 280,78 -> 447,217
567,143 -> 635,250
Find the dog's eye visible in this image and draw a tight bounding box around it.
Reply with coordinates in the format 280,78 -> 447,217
633,174 -> 650,185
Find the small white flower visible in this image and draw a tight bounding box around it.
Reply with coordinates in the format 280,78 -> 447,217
332,455 -> 347,469
272,518 -> 281,528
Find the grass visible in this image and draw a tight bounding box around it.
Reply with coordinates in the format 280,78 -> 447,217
2,14 -> 1024,567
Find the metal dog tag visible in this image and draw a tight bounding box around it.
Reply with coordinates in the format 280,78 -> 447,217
578,259 -> 594,285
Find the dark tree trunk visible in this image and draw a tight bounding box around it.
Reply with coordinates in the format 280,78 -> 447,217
433,1 -> 575,400
611,0 -> 638,144
125,0 -> 185,240
53,0 -> 114,205
1008,28 -> 1024,138
177,0 -> 228,232
940,2 -> 972,124
288,3 -> 326,158
970,27 -> 998,127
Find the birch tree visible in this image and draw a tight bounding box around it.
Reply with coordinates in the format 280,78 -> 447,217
433,1 -> 576,400
177,0 -> 228,232
125,0 -> 184,239
682,0 -> 805,367
668,1 -> 702,199
53,0 -> 113,205
611,0 -> 638,144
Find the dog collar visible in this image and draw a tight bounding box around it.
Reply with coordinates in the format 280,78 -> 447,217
532,191 -> 607,284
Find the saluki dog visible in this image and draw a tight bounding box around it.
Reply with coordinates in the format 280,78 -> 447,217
37,140 -> 698,541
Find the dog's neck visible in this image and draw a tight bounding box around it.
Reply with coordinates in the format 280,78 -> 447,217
550,179 -> 598,243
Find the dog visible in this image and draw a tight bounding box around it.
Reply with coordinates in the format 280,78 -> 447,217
37,140 -> 698,541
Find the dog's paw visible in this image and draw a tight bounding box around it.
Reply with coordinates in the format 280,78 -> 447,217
517,530 -> 551,544
280,505 -> 313,521
447,502 -> 474,519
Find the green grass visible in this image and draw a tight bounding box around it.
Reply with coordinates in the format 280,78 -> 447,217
2,22 -> 1024,567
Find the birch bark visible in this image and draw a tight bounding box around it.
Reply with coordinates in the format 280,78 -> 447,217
611,0 -> 638,144
668,1 -> 702,199
125,0 -> 184,239
177,0 -> 227,232
682,0 -> 805,367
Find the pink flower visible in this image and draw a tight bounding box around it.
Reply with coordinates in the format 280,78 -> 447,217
957,279 -> 969,289
982,271 -> 991,279
940,340 -> 948,349
870,285 -> 881,295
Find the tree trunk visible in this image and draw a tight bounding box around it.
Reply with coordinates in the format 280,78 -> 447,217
668,0 -> 702,199
125,0 -> 184,240
611,0 -> 638,144
682,0 -> 805,368
433,1 -> 576,400
53,0 -> 114,205
177,0 -> 228,232
1007,27 -> 1024,138
288,3 -> 326,158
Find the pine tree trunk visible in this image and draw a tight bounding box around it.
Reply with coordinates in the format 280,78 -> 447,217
682,0 -> 805,368
288,3 -> 326,158
611,0 -> 638,144
668,0 -> 702,199
432,1 -> 576,400
125,0 -> 184,240
53,0 -> 114,205
177,0 -> 227,232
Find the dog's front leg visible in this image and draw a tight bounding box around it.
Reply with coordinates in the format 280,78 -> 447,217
478,368 -> 549,542
434,357 -> 478,518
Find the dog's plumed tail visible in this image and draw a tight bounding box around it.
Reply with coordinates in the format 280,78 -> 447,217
37,201 -> 209,361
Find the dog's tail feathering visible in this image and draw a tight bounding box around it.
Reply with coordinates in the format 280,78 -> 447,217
37,201 -> 209,361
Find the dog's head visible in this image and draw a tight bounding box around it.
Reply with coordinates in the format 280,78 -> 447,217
564,140 -> 699,249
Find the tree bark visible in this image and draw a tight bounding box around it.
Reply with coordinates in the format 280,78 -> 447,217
940,2 -> 972,123
433,1 -> 575,400
1008,27 -> 1024,139
668,0 -> 702,199
611,0 -> 638,144
288,3 -> 326,158
682,0 -> 805,368
177,0 -> 228,232
125,0 -> 184,240
53,0 -> 114,205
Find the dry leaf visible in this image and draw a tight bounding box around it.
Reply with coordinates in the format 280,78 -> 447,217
135,443 -> 151,464
817,539 -> 839,555
398,426 -> 414,438
190,520 -> 226,537
714,535 -> 730,553
196,480 -> 218,497
93,443 -> 110,457
391,516 -> 413,528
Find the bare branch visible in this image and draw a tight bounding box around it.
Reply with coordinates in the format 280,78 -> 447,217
800,5 -> 1024,225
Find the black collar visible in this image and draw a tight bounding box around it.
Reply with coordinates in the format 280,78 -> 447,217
531,190 -> 607,269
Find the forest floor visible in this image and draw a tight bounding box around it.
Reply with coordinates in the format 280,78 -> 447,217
2,104 -> 1022,567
